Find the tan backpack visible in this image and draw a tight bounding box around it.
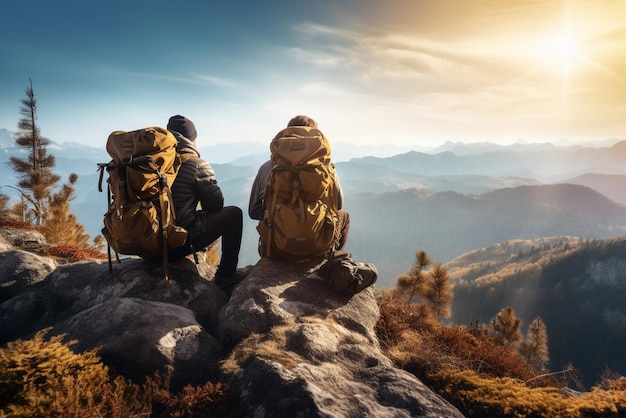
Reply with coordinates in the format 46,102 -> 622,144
97,127 -> 188,280
257,126 -> 339,260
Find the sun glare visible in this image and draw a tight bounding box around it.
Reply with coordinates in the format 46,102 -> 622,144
549,30 -> 579,79
530,6 -> 583,87
550,33 -> 578,62
521,9 -> 588,119
524,21 -> 584,114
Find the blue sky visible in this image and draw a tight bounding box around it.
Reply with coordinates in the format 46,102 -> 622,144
1,0 -> 625,149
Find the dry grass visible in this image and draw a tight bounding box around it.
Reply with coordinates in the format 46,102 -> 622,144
145,374 -> 227,418
43,244 -> 108,262
376,288 -> 439,349
0,218 -> 32,229
220,322 -> 305,379
376,288 -> 626,417
0,329 -> 227,417
0,329 -> 151,417
431,369 -> 626,418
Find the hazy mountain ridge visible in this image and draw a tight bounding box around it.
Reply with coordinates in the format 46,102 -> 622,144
431,138 -> 622,155
346,184 -> 626,284
0,129 -> 14,148
336,161 -> 542,195
2,129 -> 626,284
563,173 -> 626,204
445,236 -> 626,388
349,140 -> 626,182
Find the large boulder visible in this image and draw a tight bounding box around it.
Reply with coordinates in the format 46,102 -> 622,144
220,258 -> 379,344
219,257 -> 463,417
0,228 -> 463,417
53,296 -> 223,386
0,250 -> 56,303
0,252 -> 225,388
0,228 -> 48,252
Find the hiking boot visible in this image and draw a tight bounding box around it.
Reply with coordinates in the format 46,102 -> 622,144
214,265 -> 253,296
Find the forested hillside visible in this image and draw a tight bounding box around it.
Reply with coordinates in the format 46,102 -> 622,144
446,236 -> 626,388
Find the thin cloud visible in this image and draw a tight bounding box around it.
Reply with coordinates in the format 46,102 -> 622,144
285,47 -> 344,68
101,67 -> 237,88
192,74 -> 239,88
294,22 -> 356,42
289,9 -> 626,134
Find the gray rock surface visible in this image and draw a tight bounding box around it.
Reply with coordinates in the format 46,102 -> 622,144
0,228 -> 48,251
0,227 -> 464,417
0,250 -> 56,303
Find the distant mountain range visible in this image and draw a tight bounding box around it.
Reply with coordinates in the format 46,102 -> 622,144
346,184 -> 626,284
563,173 -> 626,204
347,140 -> 626,182
1,128 -> 625,284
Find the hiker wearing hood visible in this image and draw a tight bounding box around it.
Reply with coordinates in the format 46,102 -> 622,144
166,115 -> 247,292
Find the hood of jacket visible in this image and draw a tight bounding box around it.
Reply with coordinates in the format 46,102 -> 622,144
171,130 -> 200,158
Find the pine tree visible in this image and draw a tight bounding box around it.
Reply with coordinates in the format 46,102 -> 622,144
8,79 -> 60,225
390,251 -> 442,332
92,235 -> 105,252
490,306 -> 522,348
39,173 -> 90,247
0,193 -> 9,222
11,198 -> 29,223
0,193 -> 24,227
519,317 -> 549,371
422,263 -> 454,321
397,251 -> 431,303
0,193 -> 8,210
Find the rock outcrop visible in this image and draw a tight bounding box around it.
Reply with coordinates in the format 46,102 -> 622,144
0,228 -> 463,417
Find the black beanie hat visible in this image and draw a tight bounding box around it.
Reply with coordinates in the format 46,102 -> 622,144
167,115 -> 197,141
287,115 -> 317,128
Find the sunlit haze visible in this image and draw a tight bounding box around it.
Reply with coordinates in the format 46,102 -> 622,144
1,0 -> 624,149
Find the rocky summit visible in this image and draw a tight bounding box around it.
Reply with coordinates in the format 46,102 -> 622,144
0,228 -> 463,417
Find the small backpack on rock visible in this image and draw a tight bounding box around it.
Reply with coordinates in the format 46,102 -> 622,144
97,127 -> 188,280
257,126 -> 339,260
317,251 -> 378,297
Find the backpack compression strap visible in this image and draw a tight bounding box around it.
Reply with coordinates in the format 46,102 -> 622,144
97,163 -> 120,274
157,173 -> 172,282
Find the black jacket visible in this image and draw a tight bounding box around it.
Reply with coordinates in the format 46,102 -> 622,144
170,131 -> 224,232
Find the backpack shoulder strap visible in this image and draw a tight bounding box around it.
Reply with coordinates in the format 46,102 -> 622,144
179,152 -> 198,164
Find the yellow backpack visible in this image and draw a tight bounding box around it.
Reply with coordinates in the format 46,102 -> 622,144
257,126 -> 339,260
97,127 -> 188,280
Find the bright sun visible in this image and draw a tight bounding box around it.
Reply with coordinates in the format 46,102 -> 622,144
549,30 -> 580,78
550,33 -> 578,61
529,7 -> 583,85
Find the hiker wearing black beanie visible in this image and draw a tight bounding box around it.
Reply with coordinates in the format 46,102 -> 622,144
166,115 -> 249,297
167,115 -> 197,141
